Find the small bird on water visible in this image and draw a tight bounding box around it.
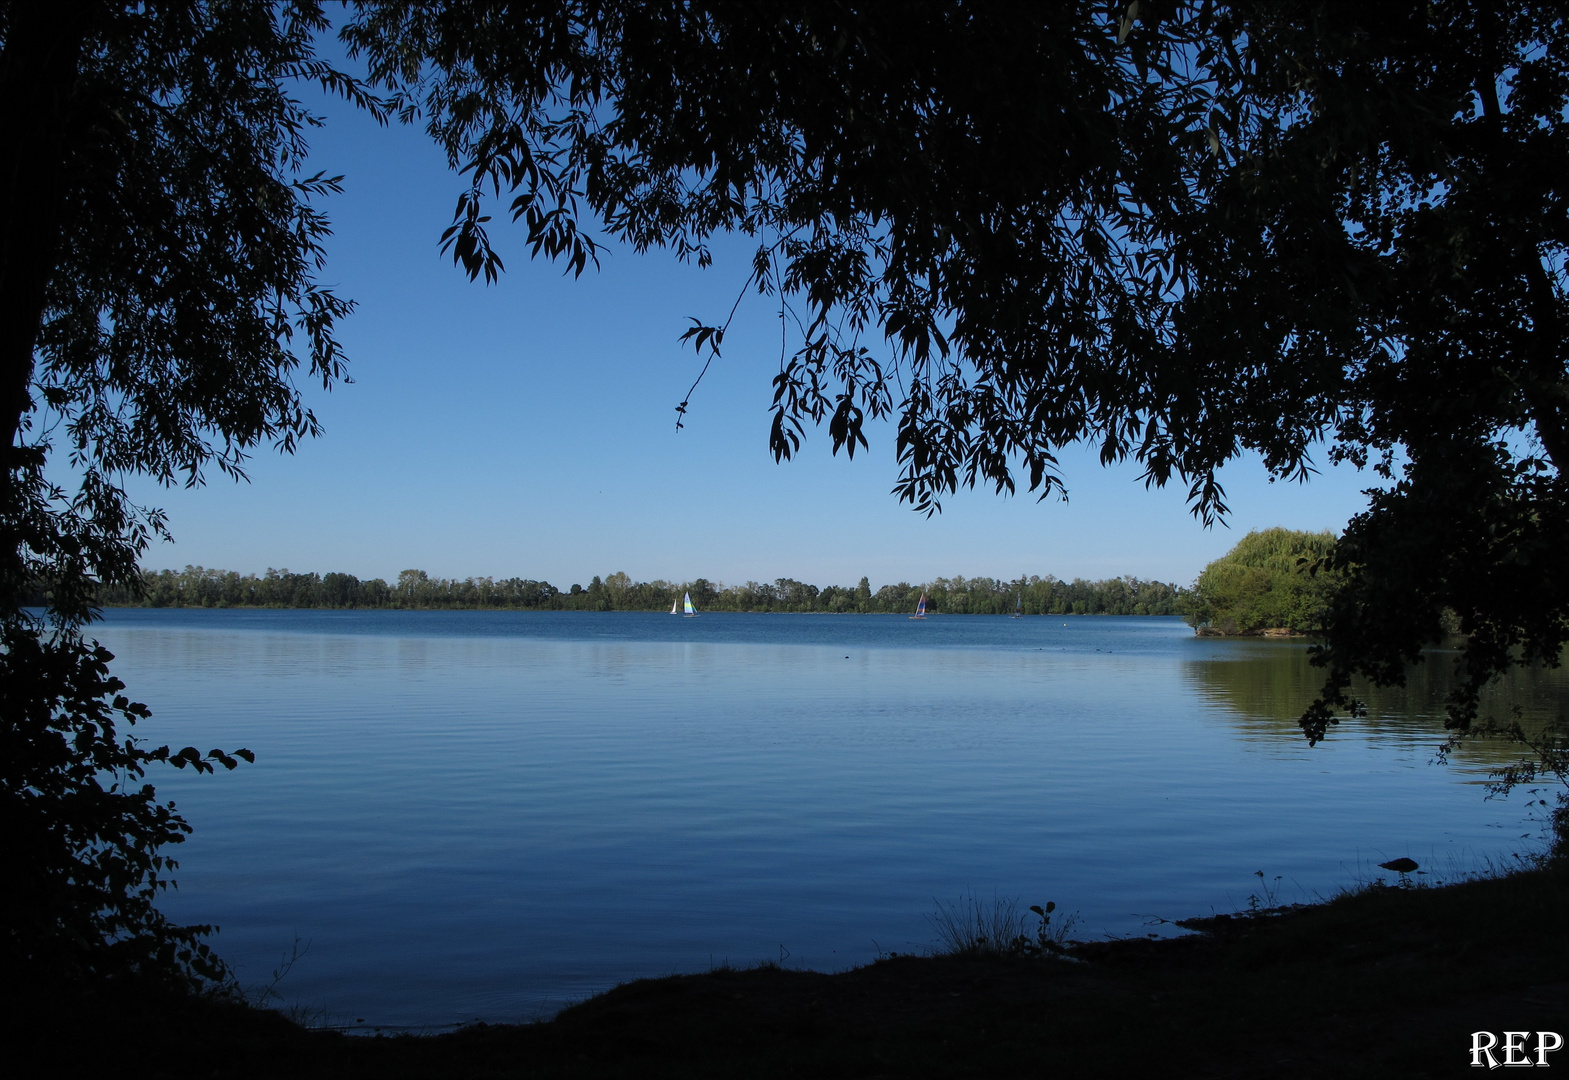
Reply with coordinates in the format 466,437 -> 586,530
1378,857 -> 1419,874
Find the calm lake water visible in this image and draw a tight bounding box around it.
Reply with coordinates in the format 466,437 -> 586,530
91,609 -> 1566,1028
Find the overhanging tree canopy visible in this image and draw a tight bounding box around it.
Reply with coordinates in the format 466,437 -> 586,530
1,0 -> 360,987
343,0 -> 1569,738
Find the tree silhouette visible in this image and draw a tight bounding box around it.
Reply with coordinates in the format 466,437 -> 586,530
1,0 -> 363,989
345,0 -> 1569,737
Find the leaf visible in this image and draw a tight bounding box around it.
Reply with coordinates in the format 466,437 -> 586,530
1118,0 -> 1141,43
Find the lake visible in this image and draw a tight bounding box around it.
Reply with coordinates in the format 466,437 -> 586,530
90,609 -> 1566,1028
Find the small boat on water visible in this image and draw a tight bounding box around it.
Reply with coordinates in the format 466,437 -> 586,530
670,597 -> 680,614
682,591 -> 699,617
1011,594 -> 1023,619
909,591 -> 927,620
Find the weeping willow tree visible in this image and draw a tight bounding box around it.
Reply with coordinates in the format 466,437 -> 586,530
1182,529 -> 1339,636
1,1 -> 357,994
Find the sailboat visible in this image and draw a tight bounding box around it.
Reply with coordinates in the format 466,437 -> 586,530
682,591 -> 699,617
909,591 -> 927,620
1011,594 -> 1023,619
670,597 -> 680,614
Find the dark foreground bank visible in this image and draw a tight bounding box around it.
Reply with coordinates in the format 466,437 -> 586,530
13,865 -> 1567,1079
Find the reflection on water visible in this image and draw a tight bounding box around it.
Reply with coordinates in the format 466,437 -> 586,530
89,609 -> 1567,1029
1184,639 -> 1569,769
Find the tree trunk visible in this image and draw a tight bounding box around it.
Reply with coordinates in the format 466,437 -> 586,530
0,0 -> 98,474
1522,252 -> 1569,474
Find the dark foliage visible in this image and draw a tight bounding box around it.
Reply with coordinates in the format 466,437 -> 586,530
0,626 -> 250,992
341,1 -> 1569,740
1,1 -> 365,993
3,1 -> 374,621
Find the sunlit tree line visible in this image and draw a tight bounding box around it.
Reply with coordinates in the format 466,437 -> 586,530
104,566 -> 1185,616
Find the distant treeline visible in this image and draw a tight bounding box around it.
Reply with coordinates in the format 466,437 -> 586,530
99,566 -> 1187,616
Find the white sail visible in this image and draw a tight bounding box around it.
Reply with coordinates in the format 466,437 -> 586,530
670,598 -> 680,614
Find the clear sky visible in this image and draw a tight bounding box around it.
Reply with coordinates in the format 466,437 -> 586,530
116,68 -> 1376,592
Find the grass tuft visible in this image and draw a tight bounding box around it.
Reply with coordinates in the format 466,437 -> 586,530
927,892 -> 1079,958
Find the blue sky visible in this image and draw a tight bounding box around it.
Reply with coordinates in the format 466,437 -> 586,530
117,73 -> 1375,592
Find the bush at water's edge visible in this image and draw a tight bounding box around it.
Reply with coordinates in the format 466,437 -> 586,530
1181,528 -> 1339,635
